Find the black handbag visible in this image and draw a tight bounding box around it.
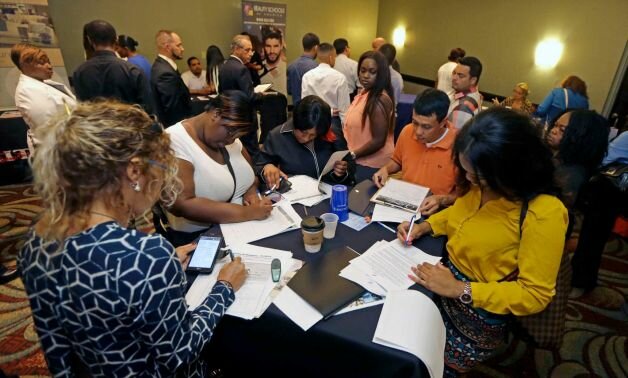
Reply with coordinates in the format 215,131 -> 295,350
599,163 -> 628,191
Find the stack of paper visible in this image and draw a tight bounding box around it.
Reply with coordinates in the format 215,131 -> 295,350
370,204 -> 413,223
185,244 -> 301,320
373,290 -> 446,378
339,239 -> 441,295
220,200 -> 302,246
281,175 -> 332,206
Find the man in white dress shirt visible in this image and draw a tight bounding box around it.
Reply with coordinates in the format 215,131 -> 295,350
436,47 -> 466,101
378,43 -> 403,106
301,43 -> 350,124
181,56 -> 211,96
332,38 -> 360,98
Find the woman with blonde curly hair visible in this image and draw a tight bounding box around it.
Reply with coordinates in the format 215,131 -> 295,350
491,82 -> 535,115
18,101 -> 246,377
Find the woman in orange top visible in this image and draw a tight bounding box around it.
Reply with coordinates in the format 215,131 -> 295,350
343,51 -> 395,182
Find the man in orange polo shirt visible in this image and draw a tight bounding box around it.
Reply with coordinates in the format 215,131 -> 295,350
373,88 -> 456,215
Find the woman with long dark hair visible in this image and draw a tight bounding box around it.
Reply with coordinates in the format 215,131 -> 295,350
205,45 -> 224,94
546,109 -> 609,214
398,108 -> 568,375
343,50 -> 395,182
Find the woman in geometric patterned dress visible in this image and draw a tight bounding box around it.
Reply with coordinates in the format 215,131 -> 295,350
18,101 -> 246,377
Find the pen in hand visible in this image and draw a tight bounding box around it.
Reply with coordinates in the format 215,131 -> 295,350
405,214 -> 417,246
270,176 -> 284,192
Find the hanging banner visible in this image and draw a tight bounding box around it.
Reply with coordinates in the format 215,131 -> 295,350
242,1 -> 288,96
0,0 -> 69,110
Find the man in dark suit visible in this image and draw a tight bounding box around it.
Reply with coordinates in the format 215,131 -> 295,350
219,34 -> 262,160
73,20 -> 153,113
151,30 -> 191,127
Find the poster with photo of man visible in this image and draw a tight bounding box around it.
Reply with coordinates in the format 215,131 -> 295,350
242,1 -> 287,96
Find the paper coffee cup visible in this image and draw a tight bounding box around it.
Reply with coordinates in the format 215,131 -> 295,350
301,216 -> 325,253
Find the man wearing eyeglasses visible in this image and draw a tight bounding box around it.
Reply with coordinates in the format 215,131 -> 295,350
219,34 -> 263,161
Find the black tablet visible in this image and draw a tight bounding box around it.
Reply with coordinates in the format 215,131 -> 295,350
187,236 -> 222,273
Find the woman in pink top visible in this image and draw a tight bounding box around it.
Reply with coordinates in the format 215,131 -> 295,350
343,51 -> 395,182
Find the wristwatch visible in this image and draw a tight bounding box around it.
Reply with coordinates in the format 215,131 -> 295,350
459,282 -> 472,304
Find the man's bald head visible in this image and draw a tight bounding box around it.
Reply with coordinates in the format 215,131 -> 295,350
231,34 -> 253,64
155,30 -> 184,60
372,37 -> 386,50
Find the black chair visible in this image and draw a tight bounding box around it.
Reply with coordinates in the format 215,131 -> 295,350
258,92 -> 288,144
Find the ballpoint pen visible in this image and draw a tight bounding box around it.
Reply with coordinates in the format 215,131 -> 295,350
405,214 -> 417,245
270,176 -> 284,192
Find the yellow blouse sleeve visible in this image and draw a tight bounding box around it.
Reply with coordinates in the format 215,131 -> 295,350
425,206 -> 451,236
470,196 -> 568,315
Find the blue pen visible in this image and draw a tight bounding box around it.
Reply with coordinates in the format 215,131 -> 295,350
405,214 -> 417,245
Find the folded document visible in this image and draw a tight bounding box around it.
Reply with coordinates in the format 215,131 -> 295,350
373,290 -> 446,378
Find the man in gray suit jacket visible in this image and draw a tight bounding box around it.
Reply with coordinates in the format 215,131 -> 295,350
219,34 -> 263,160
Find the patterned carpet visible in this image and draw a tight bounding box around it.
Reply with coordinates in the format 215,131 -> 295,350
0,183 -> 626,377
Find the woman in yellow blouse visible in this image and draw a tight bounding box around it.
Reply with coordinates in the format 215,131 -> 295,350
398,108 -> 568,375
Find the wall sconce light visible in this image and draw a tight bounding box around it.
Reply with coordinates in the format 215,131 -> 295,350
392,26 -> 406,48
535,38 -> 563,69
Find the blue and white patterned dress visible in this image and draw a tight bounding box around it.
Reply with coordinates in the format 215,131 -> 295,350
18,221 -> 234,377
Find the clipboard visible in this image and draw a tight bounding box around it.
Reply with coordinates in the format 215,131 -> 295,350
287,246 -> 365,319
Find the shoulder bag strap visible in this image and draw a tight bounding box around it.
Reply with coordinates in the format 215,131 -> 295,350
563,88 -> 569,108
220,147 -> 237,203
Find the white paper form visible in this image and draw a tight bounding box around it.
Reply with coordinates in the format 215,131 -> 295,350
254,83 -> 272,93
318,150 -> 349,178
220,201 -> 301,246
281,175 -> 332,205
371,204 -> 413,223
273,285 -> 323,331
185,244 -> 295,320
373,290 -> 446,378
341,212 -> 370,231
371,178 -> 429,213
349,240 -> 441,292
339,240 -> 388,296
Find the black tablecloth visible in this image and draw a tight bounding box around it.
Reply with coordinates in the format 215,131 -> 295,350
202,201 -> 445,378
